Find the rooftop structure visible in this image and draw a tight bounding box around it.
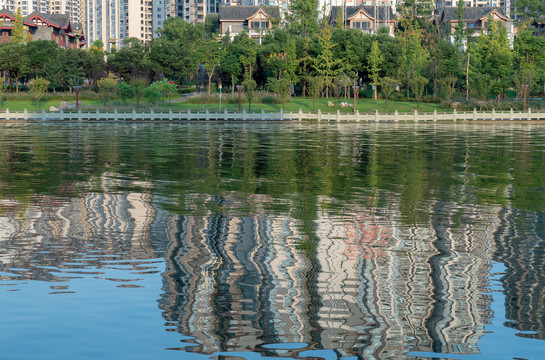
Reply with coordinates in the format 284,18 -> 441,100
218,5 -> 279,43
0,8 -> 85,47
330,5 -> 396,36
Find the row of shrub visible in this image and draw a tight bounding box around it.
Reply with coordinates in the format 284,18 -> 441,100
184,92 -> 285,105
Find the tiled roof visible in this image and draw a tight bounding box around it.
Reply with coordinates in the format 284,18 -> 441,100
218,5 -> 279,21
441,7 -> 509,21
25,11 -> 71,28
330,5 -> 395,24
0,9 -> 15,19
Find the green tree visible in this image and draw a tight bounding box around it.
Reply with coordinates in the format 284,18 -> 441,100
514,24 -> 545,67
367,41 -> 383,100
26,40 -> 58,78
513,24 -> 545,96
109,38 -> 152,81
402,30 -> 429,98
235,33 -> 258,80
0,43 -> 30,93
440,76 -> 457,101
314,25 -> 343,98
158,79 -> 177,103
454,0 -> 466,49
335,6 -> 345,30
204,14 -> 220,35
83,40 -> 106,88
97,72 -> 119,106
514,64 -> 536,99
155,17 -> 207,82
472,73 -> 492,108
268,75 -> 292,111
398,0 -> 435,30
11,8 -> 29,44
471,17 -> 513,101
43,49 -> 84,91
242,78 -> 257,111
288,0 -> 319,37
513,0 -> 545,21
117,82 -> 134,102
296,37 -> 314,97
429,38 -> 460,98
331,75 -> 345,107
380,77 -> 397,112
145,82 -> 162,104
220,51 -> 242,93
411,75 -> 428,109
130,77 -> 147,105
197,37 -> 225,94
30,78 -> 50,111
308,76 -> 324,111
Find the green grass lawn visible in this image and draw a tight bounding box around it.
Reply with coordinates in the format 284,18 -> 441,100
1,96 -> 445,114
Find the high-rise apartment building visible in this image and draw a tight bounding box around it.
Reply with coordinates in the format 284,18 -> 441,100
0,0 -> 81,23
84,0 -> 133,49
49,0 -> 82,22
0,1 -> 81,23
175,0 -> 217,23
436,0 -> 511,17
151,0 -> 174,38
173,0 -> 275,24
84,0 -> 173,49
0,0 -> 47,13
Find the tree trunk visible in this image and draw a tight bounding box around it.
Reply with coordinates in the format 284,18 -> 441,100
207,67 -> 215,95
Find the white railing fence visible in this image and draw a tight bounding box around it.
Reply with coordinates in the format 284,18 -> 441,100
1,108 -> 544,122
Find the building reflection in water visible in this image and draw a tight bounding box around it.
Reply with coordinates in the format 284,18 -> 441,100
158,194 -> 497,358
0,172 -> 158,283
2,172 -> 545,358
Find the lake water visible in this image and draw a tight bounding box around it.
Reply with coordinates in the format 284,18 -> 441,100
1,122 -> 545,360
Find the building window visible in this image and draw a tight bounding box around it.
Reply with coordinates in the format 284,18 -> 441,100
353,21 -> 370,30
251,21 -> 268,29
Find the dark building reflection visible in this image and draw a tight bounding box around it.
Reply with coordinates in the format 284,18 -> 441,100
492,207 -> 545,340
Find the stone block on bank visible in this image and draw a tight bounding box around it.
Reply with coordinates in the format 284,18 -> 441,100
67,101 -> 81,109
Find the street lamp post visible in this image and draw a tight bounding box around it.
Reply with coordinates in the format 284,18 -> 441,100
236,85 -> 244,113
72,85 -> 82,108
521,84 -> 529,113
219,83 -> 222,111
352,85 -> 359,114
